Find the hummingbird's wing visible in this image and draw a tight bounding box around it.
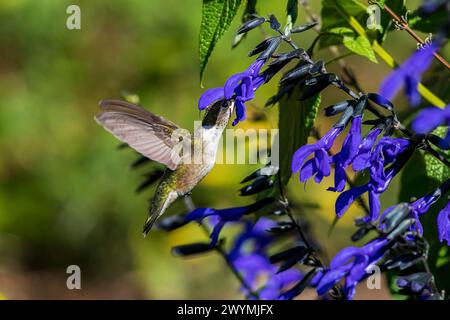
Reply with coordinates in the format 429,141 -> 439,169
95,99 -> 186,170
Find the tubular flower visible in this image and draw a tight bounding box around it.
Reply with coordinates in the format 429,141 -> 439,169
292,126 -> 343,184
335,137 -> 411,221
198,59 -> 266,125
330,116 -> 363,192
314,238 -> 389,300
412,105 -> 450,143
438,202 -> 450,245
379,42 -> 438,106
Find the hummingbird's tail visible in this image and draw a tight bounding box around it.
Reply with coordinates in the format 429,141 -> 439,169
143,190 -> 178,237
142,214 -> 159,237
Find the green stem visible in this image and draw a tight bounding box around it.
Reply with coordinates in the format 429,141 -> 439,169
325,52 -> 354,66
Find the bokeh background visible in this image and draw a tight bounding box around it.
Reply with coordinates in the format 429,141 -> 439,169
0,0 -> 447,299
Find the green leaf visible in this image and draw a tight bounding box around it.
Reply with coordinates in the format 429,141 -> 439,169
278,92 -> 321,186
232,0 -> 257,48
318,26 -> 355,48
425,126 -> 450,183
320,0 -> 366,32
199,0 -> 242,81
286,0 -> 298,24
327,27 -> 355,37
319,0 -> 365,48
319,26 -> 377,63
374,0 -> 386,8
342,35 -> 378,63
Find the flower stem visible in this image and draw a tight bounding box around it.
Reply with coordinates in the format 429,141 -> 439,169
383,4 -> 450,71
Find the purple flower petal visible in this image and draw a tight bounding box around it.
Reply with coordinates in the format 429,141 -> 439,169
329,164 -> 346,192
291,144 -> 317,173
379,71 -> 404,102
379,43 -> 437,106
322,126 -> 344,149
198,87 -> 224,110
412,106 -> 446,134
185,207 -> 215,221
336,184 -> 370,217
437,202 -> 450,245
310,269 -> 324,287
353,128 -> 381,171
210,220 -> 226,246
405,75 -> 421,107
233,99 -> 247,126
224,72 -> 249,99
316,149 -> 331,178
316,269 -> 348,296
330,246 -> 360,269
411,191 -> 441,216
239,77 -> 254,101
300,158 -> 317,182
368,191 -> 381,221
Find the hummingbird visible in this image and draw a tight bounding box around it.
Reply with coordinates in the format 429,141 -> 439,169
95,99 -> 234,236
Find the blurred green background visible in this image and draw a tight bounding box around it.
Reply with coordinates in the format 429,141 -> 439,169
0,0 -> 447,299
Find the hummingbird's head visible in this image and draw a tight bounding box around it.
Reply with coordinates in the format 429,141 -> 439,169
201,99 -> 234,129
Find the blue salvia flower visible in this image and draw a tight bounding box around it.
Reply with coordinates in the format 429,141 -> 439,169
408,188 -> 444,237
329,116 -> 363,192
438,202 -> 450,245
352,127 -> 383,171
412,105 -> 450,143
378,180 -> 448,246
396,273 -> 438,299
234,253 -> 302,300
379,43 -> 438,107
228,218 -> 302,299
186,206 -> 246,246
314,238 -> 389,300
336,137 -> 411,221
329,96 -> 370,192
292,126 -> 343,184
184,198 -> 274,246
198,59 -> 266,125
228,218 -> 275,260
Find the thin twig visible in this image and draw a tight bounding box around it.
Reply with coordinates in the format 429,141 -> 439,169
276,171 -> 324,269
383,4 -> 450,70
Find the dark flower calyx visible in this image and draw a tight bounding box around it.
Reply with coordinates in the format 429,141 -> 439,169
367,93 -> 394,111
157,214 -> 189,231
291,21 -> 318,33
279,63 -> 313,85
378,203 -> 410,234
172,242 -> 217,256
239,175 -> 274,196
324,100 -> 353,117
248,37 -> 282,60
269,14 -> 281,31
237,17 -> 266,35
353,94 -> 368,117
299,73 -> 337,101
333,105 -> 355,128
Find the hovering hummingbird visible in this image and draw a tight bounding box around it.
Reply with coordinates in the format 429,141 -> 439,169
95,99 -> 234,236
